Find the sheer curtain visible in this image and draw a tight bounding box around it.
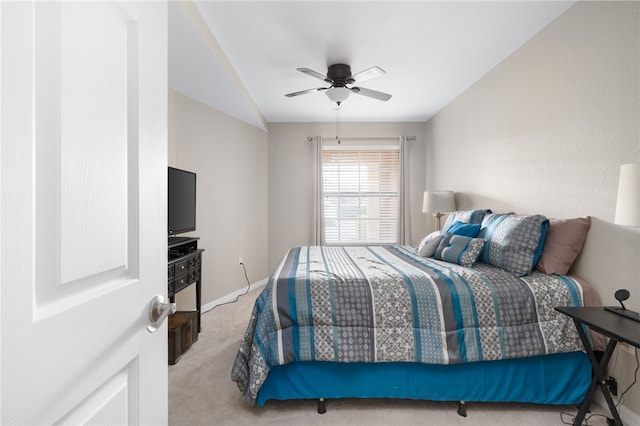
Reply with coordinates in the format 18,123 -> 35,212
397,136 -> 412,245
311,136 -> 324,245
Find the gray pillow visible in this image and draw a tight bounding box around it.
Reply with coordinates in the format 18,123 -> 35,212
478,213 -> 549,276
417,231 -> 443,257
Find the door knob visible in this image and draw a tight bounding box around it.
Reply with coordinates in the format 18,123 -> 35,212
147,295 -> 176,333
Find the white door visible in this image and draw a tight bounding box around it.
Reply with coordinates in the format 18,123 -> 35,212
1,1 -> 168,424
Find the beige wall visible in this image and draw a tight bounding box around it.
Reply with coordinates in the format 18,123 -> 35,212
170,0 -> 640,416
425,1 -> 640,417
168,89 -> 269,307
267,122 -> 427,270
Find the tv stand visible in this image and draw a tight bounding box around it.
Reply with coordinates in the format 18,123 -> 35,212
168,235 -> 194,246
168,237 -> 204,333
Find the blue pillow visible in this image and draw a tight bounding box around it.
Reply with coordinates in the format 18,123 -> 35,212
446,221 -> 481,238
533,223 -> 548,267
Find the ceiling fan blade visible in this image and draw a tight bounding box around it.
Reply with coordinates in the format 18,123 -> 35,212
297,67 -> 332,83
351,86 -> 392,102
350,66 -> 385,83
285,87 -> 328,97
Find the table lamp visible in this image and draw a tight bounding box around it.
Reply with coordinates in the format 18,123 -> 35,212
614,163 -> 640,227
423,191 -> 456,231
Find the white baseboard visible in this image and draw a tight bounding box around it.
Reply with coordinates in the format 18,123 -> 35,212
594,393 -> 640,426
201,278 -> 268,313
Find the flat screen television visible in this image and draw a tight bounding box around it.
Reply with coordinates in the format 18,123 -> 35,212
168,166 -> 196,236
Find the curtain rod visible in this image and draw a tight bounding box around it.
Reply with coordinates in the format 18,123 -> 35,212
307,136 -> 416,142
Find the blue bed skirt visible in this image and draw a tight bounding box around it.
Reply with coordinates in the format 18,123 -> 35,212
256,351 -> 590,407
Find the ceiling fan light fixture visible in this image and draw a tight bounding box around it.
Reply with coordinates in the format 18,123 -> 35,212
325,87 -> 351,104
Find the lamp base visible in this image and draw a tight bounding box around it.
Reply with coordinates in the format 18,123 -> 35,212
433,212 -> 445,231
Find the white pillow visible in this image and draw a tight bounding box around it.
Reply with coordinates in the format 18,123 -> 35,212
418,231 -> 443,257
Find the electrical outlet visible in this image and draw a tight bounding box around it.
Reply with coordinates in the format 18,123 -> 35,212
238,257 -> 244,265
607,376 -> 618,396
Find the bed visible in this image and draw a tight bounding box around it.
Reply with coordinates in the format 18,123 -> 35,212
232,212 -> 601,414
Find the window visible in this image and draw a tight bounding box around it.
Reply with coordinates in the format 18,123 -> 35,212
322,147 -> 399,244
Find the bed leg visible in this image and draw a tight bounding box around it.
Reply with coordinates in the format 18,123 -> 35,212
457,401 -> 467,417
317,398 -> 326,414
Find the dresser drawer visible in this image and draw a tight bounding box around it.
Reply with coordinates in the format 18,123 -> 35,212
174,258 -> 189,274
173,273 -> 189,293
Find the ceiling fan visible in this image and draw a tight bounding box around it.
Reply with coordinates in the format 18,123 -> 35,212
285,64 -> 392,105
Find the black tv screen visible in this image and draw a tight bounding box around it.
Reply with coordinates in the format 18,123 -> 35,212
168,167 -> 196,236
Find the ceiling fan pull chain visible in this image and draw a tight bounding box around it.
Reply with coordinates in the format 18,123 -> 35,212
336,106 -> 341,144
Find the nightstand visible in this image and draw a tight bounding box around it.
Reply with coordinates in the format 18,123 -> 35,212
555,306 -> 640,426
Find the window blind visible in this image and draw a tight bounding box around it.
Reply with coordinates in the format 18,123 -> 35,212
322,148 -> 399,244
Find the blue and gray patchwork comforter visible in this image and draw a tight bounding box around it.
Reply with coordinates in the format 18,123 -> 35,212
232,246 -> 589,405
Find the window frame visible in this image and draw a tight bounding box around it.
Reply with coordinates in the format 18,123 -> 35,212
321,145 -> 400,245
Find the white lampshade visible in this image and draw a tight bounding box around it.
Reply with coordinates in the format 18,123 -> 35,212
614,163 -> 640,226
422,191 -> 456,213
326,87 -> 351,104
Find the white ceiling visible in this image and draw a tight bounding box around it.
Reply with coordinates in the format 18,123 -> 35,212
169,1 -> 576,130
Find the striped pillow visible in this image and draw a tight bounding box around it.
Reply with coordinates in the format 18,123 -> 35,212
433,234 -> 485,268
478,213 -> 549,276
442,209 -> 492,233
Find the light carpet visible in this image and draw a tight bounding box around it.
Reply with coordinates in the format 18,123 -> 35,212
168,287 -> 609,426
